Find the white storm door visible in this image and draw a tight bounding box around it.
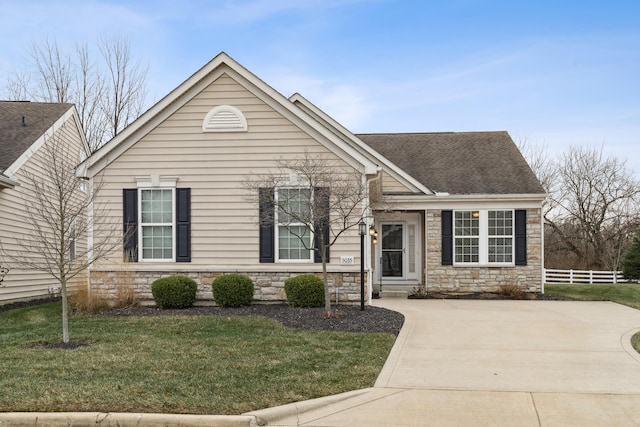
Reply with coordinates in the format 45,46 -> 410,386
381,223 -> 405,279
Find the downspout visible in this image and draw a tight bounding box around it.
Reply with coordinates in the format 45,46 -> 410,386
86,176 -> 94,296
541,207 -> 545,294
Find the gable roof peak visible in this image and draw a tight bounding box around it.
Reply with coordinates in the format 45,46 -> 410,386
82,52 -> 379,177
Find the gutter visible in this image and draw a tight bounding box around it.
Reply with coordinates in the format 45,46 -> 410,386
382,193 -> 547,203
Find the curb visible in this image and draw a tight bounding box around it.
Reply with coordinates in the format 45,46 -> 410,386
245,388 -> 374,425
0,412 -> 259,427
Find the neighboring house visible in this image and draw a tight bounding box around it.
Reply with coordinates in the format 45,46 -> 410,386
0,101 -> 90,304
79,52 -> 545,304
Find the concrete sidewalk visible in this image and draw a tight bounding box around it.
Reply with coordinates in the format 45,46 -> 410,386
248,300 -> 640,426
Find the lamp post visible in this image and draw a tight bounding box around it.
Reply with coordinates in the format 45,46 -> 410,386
359,220 -> 366,310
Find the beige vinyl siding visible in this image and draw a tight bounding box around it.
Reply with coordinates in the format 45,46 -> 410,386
382,170 -> 414,194
93,73 -> 363,269
0,114 -> 87,303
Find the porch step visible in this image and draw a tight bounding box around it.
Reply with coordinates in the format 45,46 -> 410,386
377,285 -> 417,299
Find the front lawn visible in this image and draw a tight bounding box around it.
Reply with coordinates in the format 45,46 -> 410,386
0,302 -> 396,415
545,283 -> 640,353
544,283 -> 640,310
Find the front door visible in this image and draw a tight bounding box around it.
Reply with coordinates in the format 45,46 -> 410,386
381,223 -> 404,279
373,213 -> 422,289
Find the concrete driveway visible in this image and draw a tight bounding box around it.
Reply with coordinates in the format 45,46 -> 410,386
251,299 -> 640,426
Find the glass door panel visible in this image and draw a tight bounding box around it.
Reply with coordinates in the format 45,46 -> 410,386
382,223 -> 404,278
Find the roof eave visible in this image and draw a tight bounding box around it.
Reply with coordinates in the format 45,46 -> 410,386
0,174 -> 19,188
381,192 -> 547,204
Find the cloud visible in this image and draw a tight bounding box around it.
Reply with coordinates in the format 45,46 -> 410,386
263,67 -> 377,129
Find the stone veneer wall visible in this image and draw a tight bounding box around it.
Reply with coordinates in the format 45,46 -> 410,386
426,208 -> 543,292
89,269 -> 367,305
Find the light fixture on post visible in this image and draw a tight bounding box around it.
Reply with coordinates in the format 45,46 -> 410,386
359,220 -> 366,311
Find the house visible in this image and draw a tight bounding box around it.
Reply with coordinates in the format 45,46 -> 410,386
0,101 -> 90,304
79,52 -> 545,303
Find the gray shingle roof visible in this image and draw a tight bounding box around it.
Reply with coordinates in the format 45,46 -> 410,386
0,101 -> 72,172
357,131 -> 545,195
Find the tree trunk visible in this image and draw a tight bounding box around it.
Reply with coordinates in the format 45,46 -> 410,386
61,277 -> 69,343
322,247 -> 331,314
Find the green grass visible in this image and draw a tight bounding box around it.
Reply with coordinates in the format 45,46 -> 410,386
0,302 -> 396,415
545,283 -> 640,310
545,283 -> 640,354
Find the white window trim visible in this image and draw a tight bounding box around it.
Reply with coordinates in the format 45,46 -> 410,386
275,186 -> 314,263
136,176 -> 177,262
453,209 -> 514,267
136,175 -> 178,188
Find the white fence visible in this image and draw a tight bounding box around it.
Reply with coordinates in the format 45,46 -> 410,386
544,268 -> 628,284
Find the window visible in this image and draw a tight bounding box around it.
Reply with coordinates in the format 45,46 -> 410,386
453,210 -> 514,265
488,210 -> 513,263
454,211 -> 479,263
123,186 -> 191,263
259,186 -> 329,264
276,188 -> 312,261
140,188 -> 174,261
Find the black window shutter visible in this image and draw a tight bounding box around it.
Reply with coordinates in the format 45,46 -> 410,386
123,189 -> 138,262
515,209 -> 527,265
441,210 -> 453,266
314,187 -> 330,263
259,188 -> 275,263
176,188 -> 191,262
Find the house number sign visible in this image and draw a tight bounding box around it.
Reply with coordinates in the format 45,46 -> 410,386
340,256 -> 355,265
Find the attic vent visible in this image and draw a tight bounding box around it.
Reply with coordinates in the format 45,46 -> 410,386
202,105 -> 247,132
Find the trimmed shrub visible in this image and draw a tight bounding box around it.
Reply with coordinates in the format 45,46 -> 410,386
284,274 -> 325,308
211,274 -> 254,307
151,275 -> 197,309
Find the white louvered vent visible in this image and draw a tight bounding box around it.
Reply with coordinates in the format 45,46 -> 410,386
202,105 -> 248,132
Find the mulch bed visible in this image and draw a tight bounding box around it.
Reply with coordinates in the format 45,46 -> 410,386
98,304 -> 406,336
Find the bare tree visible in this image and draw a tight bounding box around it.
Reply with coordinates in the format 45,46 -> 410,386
517,138 -> 558,218
544,146 -> 639,270
75,42 -> 108,150
99,35 -> 148,140
0,132 -> 122,343
5,36 -> 148,152
245,152 -> 373,313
